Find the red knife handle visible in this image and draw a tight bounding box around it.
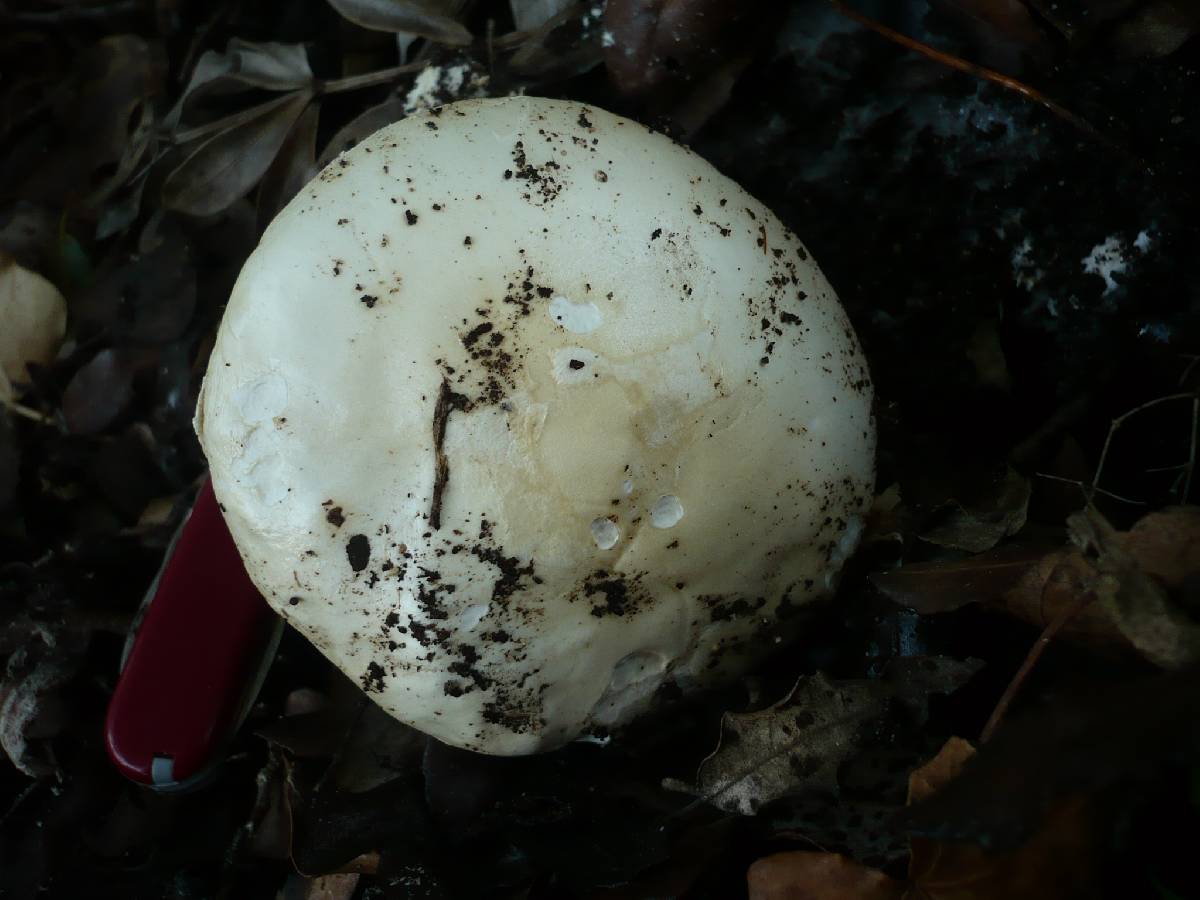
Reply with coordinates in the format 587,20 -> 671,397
105,479 -> 278,788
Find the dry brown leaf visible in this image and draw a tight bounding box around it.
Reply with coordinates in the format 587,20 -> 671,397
906,736 -> 976,805
163,91 -> 314,217
1067,505 -> 1200,668
672,673 -> 889,815
906,739 -> 1096,899
877,507 -> 1200,665
870,543 -> 1047,615
747,851 -> 903,900
324,0 -> 472,44
747,735 -> 1098,900
919,466 -> 1030,553
669,660 -> 979,816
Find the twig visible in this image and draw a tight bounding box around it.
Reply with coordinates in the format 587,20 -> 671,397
1009,395 -> 1090,464
429,381 -> 468,531
0,0 -> 142,25
1,396 -> 57,427
318,62 -> 427,95
1179,354 -> 1200,388
980,587 -> 1095,744
1092,392 -> 1197,493
171,93 -> 309,145
826,0 -> 1129,159
1033,473 -> 1146,507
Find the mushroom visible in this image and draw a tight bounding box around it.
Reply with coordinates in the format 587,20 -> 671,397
0,255 -> 67,401
195,97 -> 876,755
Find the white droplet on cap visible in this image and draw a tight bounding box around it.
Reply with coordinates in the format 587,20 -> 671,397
548,295 -> 603,334
460,603 -> 490,630
650,495 -> 684,529
621,479 -> 634,495
590,517 -> 620,550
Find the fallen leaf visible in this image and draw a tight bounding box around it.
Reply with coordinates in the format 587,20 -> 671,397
671,660 -> 981,816
258,101 -> 321,230
871,543 -> 1048,615
902,666 -> 1200,850
1021,0 -> 1132,42
882,656 -> 985,726
330,700 -> 425,793
683,673 -> 888,814
510,0 -> 576,30
906,736 -> 977,804
1067,505 -> 1200,668
0,254 -> 67,400
318,98 -> 407,167
765,797 -> 911,868
905,739 -> 1097,899
877,508 -> 1200,663
163,90 -> 314,217
72,240 -> 197,343
324,0 -> 473,44
307,873 -> 361,900
1111,0 -> 1200,57
188,39 -> 312,95
61,348 -> 154,435
501,2 -> 607,80
919,466 -> 1030,553
290,777 -> 430,877
0,646 -> 79,777
747,850 -> 903,900
2,36 -> 164,211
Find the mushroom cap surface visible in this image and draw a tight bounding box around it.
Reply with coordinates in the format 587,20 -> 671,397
196,96 -> 875,754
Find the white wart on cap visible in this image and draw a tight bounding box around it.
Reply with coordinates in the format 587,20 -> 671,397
195,96 -> 876,755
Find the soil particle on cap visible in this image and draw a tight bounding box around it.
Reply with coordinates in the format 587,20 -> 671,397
326,506 -> 346,527
405,210 -> 419,225
580,569 -> 648,618
510,140 -> 562,204
361,661 -> 386,692
346,534 -> 370,571
471,544 -> 535,604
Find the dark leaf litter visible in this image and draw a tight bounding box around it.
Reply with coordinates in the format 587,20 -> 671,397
2,0 -> 1200,897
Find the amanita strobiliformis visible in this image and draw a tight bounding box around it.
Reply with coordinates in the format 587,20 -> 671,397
196,96 -> 876,754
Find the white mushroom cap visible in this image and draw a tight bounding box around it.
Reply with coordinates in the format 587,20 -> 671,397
195,97 -> 875,755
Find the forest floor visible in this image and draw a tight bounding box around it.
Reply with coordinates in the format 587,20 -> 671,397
2,1 -> 1199,898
